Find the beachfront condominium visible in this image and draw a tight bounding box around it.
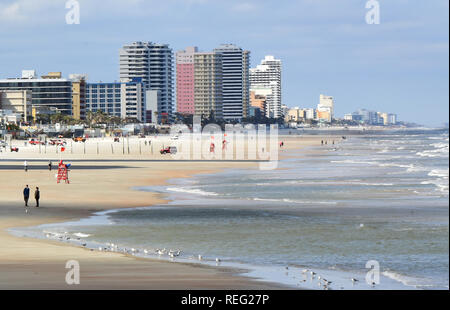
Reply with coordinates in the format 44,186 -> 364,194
213,44 -> 250,121
119,42 -> 174,123
250,55 -> 282,119
194,52 -> 223,119
176,47 -> 224,119
176,46 -> 197,115
0,70 -> 74,118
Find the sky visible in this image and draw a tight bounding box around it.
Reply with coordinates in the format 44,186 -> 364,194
0,0 -> 448,127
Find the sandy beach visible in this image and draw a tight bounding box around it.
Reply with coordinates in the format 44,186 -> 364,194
0,135 -> 328,289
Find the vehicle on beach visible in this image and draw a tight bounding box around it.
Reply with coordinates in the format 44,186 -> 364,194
49,139 -> 66,146
10,147 -> 19,152
72,137 -> 86,142
28,139 -> 45,145
160,146 -> 177,154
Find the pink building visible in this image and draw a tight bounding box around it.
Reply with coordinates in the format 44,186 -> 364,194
176,46 -> 197,115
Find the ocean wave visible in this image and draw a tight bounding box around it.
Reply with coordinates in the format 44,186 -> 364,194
428,169 -> 449,178
330,160 -> 378,165
166,187 -> 219,196
421,180 -> 449,194
382,270 -> 424,288
252,197 -> 337,205
416,142 -> 449,158
73,232 -> 91,238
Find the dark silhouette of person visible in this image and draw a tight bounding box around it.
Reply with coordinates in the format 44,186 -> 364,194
48,161 -> 52,171
35,187 -> 40,207
23,185 -> 30,207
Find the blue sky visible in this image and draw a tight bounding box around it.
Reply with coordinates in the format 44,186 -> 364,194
0,0 -> 448,126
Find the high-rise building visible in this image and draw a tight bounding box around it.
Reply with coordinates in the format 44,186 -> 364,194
194,52 -> 223,119
250,55 -> 281,119
119,42 -> 174,123
0,70 -> 73,117
176,47 -> 197,115
213,44 -> 250,121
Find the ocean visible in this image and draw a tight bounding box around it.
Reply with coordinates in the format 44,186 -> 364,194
11,129 -> 449,289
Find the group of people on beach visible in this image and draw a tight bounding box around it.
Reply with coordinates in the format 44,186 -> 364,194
23,185 -> 40,208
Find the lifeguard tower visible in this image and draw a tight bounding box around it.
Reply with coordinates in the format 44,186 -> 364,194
57,160 -> 70,184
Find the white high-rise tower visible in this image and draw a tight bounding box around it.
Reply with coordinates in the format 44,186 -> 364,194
250,55 -> 281,118
119,41 -> 173,123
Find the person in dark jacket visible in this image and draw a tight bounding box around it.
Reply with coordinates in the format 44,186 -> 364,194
23,185 -> 30,207
35,187 -> 40,207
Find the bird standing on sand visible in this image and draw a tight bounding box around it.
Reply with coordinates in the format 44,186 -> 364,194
351,278 -> 359,283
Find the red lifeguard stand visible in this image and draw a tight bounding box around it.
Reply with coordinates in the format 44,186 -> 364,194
57,160 -> 70,184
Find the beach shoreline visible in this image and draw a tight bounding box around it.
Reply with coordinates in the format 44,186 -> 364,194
0,135 -> 330,289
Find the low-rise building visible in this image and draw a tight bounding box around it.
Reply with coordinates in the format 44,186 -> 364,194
0,90 -> 32,122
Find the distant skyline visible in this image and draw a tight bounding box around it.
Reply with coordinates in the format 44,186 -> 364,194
0,0 -> 448,126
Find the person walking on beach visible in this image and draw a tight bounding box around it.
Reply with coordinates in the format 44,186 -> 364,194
48,161 -> 52,171
24,160 -> 28,172
34,187 -> 40,207
23,185 -> 30,207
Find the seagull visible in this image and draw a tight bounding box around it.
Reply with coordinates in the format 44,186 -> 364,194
98,247 -> 102,251
216,258 -> 221,263
81,243 -> 86,247
351,278 -> 359,283
302,269 -> 308,274
198,255 -> 202,260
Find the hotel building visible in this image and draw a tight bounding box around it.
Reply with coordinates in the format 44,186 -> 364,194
213,44 -> 250,121
86,78 -> 147,122
250,56 -> 282,119
0,70 -> 73,117
120,42 -> 174,123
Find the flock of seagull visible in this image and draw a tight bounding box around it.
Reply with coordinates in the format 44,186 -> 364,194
44,231 -> 377,290
44,232 -> 221,264
284,267 -> 376,290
